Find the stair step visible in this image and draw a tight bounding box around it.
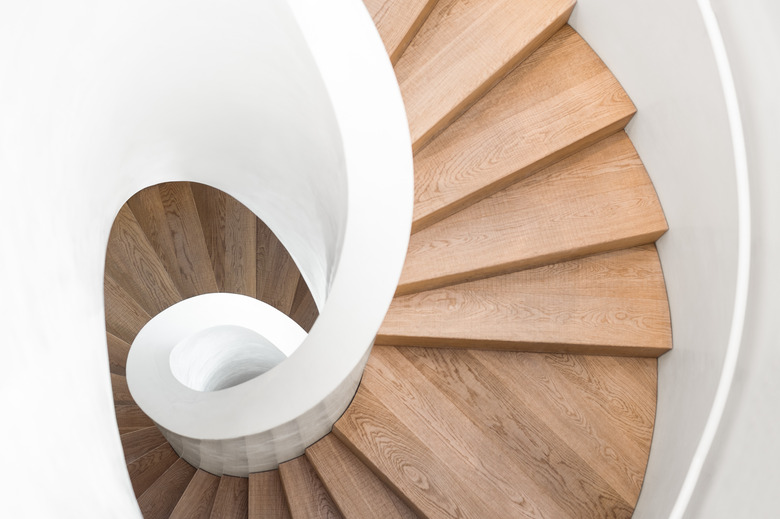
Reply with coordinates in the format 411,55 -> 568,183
120,426 -> 167,464
398,132 -> 668,294
115,404 -> 154,434
412,25 -> 636,232
211,476 -> 249,519
105,332 -> 131,376
363,0 -> 437,64
289,276 -> 319,332
380,246 -> 671,357
248,470 -> 292,519
111,373 -> 133,404
171,469 -> 221,519
191,182 -> 258,298
306,434 -> 418,519
336,345 -> 649,518
127,443 -> 179,498
127,183 -> 219,299
279,456 -> 343,519
105,204 -> 182,316
396,0 -> 575,150
104,276 -> 151,347
257,220 -> 304,316
138,458 -> 197,519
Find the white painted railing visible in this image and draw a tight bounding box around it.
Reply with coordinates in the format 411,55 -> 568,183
0,0 -> 411,516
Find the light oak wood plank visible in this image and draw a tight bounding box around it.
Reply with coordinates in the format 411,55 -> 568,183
191,182 -> 257,298
412,25 -> 636,231
121,426 -> 167,465
363,0 -> 438,64
128,183 -> 219,299
306,434 -> 418,519
257,220 -> 301,316
210,476 -> 249,519
105,332 -> 131,377
138,458 -> 197,519
381,246 -> 672,356
279,456 -> 342,519
399,132 -> 668,294
127,443 -> 179,498
476,351 -> 656,504
104,275 -> 151,347
171,469 -> 221,519
289,276 -> 319,332
111,373 -> 133,404
105,204 -> 182,316
396,0 -> 575,150
249,471 -> 291,519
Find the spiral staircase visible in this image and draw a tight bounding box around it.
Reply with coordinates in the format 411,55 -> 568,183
105,0 -> 671,517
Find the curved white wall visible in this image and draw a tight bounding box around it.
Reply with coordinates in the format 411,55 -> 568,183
570,2 -> 743,517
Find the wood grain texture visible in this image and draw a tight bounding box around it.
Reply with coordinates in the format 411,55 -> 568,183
127,443 -> 179,498
105,204 -> 182,316
289,276 -> 319,332
380,246 -> 672,357
115,403 -> 154,432
257,220 -> 302,316
396,0 -> 575,150
363,0 -> 438,64
337,345 -> 649,518
127,183 -> 218,299
211,476 -> 249,519
412,25 -> 636,232
138,458 -> 197,519
399,132 -> 668,294
105,332 -> 131,376
249,471 -> 291,519
191,182 -> 257,298
111,373 -> 133,404
121,426 -> 167,464
279,456 -> 343,519
171,469 -> 221,519
307,434 -> 418,519
104,275 -> 151,347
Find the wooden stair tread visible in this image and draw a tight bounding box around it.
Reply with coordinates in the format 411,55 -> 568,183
104,276 -> 151,347
396,0 -> 575,150
105,204 -> 182,316
279,456 -> 343,519
171,469 -> 221,519
111,373 -> 133,404
306,434 -> 418,519
256,220 -> 303,316
289,276 -> 319,332
336,345 -> 648,518
115,403 -> 154,431
363,0 -> 437,64
191,182 -> 258,298
138,458 -> 197,519
127,443 -> 180,498
127,183 -> 218,299
248,470 -> 292,519
120,426 -> 167,464
211,476 -> 249,519
105,332 -> 132,377
380,246 -> 672,356
412,25 -> 636,231
399,132 -> 668,294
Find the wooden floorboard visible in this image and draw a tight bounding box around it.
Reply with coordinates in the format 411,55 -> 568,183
398,132 -> 668,295
138,458 -> 197,519
248,471 -> 291,519
411,25 -> 635,232
171,469 -> 221,519
279,456 -> 343,519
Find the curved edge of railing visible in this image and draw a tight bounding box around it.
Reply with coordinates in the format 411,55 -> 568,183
126,0 -> 414,474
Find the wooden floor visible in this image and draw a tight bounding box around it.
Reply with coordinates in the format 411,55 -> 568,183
101,0 -> 670,516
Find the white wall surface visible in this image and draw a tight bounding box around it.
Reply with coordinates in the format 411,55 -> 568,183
570,2 -> 742,517
684,1 -> 780,516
